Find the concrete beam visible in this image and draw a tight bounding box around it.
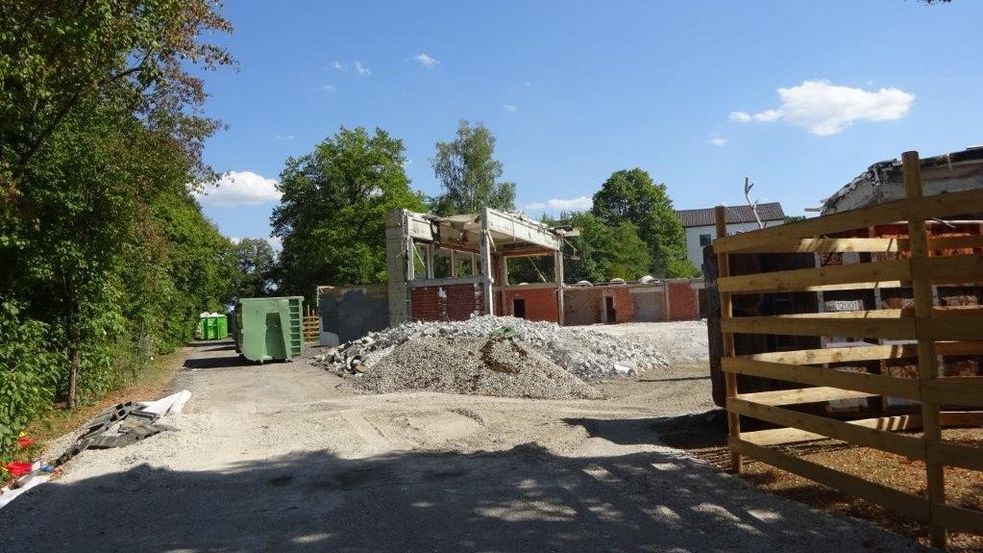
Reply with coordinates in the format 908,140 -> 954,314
483,208 -> 562,250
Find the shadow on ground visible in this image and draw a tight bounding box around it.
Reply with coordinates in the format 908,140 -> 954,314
0,438 -> 916,552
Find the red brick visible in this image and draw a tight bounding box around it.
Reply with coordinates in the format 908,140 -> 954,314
666,281 -> 699,321
504,287 -> 560,322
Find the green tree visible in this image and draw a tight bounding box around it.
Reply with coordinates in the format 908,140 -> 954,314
272,127 -> 425,298
592,169 -> 696,278
431,120 -> 516,214
563,213 -> 651,283
0,0 -> 233,419
232,238 -> 276,299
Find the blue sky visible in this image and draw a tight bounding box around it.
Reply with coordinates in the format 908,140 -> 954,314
193,1 -> 983,244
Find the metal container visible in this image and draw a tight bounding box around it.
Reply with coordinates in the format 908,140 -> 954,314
234,297 -> 304,363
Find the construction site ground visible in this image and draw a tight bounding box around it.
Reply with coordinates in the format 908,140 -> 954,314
2,323 -> 925,553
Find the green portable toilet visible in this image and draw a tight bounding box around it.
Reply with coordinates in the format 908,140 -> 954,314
216,314 -> 228,339
235,296 -> 304,363
197,312 -> 229,340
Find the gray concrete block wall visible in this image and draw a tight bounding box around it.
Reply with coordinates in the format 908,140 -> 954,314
318,285 -> 390,345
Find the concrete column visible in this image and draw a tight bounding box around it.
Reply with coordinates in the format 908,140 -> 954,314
555,249 -> 565,325
478,209 -> 495,315
385,209 -> 411,326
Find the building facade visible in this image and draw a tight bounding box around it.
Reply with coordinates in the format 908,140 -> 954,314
676,203 -> 785,273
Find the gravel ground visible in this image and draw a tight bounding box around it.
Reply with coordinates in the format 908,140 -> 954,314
0,331 -> 925,553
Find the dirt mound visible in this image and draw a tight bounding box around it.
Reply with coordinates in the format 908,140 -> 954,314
354,336 -> 601,400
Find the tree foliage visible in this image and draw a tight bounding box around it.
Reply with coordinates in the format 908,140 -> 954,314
431,120 -> 516,215
592,169 -> 696,278
232,239 -> 276,299
0,0 -> 234,458
272,127 -> 425,299
562,213 -> 651,283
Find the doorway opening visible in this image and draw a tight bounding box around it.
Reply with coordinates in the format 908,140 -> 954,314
604,296 -> 616,323
512,297 -> 526,319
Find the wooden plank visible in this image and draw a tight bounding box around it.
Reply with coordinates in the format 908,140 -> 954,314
912,254 -> 983,284
931,235 -> 983,251
919,318 -> 983,341
736,386 -> 877,406
729,398 -> 926,459
748,344 -> 917,365
742,414 -> 926,446
716,205 -> 743,474
713,187 -> 983,254
934,503 -> 983,535
903,151 -> 947,550
731,438 -> 931,521
939,411 -> 983,427
725,237 -> 903,254
921,377 -> 983,407
938,442 -> 983,472
741,427 -> 827,446
742,413 -> 983,447
722,235 -> 983,254
722,356 -> 922,400
718,259 -> 910,294
722,315 -> 917,339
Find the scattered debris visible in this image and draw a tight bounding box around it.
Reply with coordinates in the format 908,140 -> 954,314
0,390 -> 193,511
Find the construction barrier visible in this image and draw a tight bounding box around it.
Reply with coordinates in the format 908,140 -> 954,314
713,151 -> 983,550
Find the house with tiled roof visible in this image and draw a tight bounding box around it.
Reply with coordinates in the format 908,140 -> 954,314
675,202 -> 785,273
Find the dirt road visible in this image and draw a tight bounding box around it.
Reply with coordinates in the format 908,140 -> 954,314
1,340 -> 922,552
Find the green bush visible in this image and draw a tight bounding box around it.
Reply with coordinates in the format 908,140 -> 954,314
0,302 -> 62,462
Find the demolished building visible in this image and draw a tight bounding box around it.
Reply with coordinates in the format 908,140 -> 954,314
385,207 -> 569,325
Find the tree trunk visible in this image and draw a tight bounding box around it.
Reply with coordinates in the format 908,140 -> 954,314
65,274 -> 80,409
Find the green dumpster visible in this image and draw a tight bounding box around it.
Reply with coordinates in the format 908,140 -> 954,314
197,312 -> 228,340
235,296 -> 304,363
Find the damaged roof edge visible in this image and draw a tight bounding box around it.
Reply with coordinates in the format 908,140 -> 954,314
397,207 -> 568,251
821,146 -> 983,215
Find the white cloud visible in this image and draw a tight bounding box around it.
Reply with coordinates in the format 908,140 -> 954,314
730,80 -> 915,135
267,236 -> 283,251
194,171 -> 281,206
354,61 -> 371,76
709,137 -> 728,146
322,83 -> 336,93
504,104 -> 517,113
413,53 -> 439,68
275,134 -> 295,141
752,109 -> 782,122
331,61 -> 347,71
526,196 -> 593,212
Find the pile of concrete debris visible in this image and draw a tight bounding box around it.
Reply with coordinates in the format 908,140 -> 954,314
311,316 -> 671,398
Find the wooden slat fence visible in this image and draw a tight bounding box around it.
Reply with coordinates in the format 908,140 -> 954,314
713,151 -> 983,550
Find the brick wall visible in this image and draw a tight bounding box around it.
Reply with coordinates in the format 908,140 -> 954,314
411,283 -> 484,322
608,287 -> 635,323
503,286 -> 559,322
666,281 -> 700,321
561,285 -> 635,325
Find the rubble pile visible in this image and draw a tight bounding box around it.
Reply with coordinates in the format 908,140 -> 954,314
312,316 -> 671,396
356,336 -> 601,399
